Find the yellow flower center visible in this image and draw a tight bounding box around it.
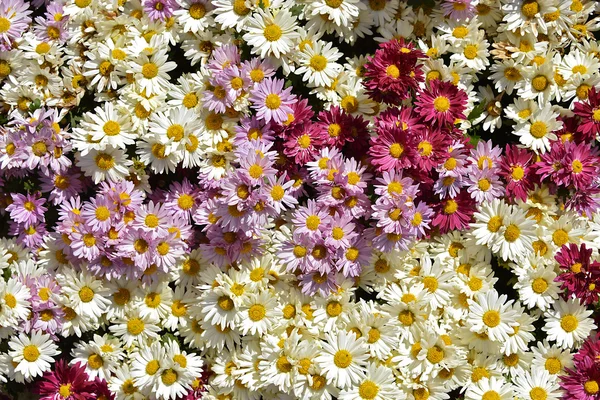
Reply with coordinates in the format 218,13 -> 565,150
464,44 -> 478,60
87,354 -> 104,369
504,224 -> 521,242
545,357 -> 561,374
263,24 -> 282,41
127,318 -> 145,335
23,345 -> 40,362
386,64 -> 400,78
444,199 -> 458,214
530,121 -> 548,139
333,350 -> 352,368
248,304 -> 266,321
265,93 -> 281,109
358,380 -> 379,399
482,310 -> 500,327
532,75 -> 549,91
161,369 -> 178,386
585,380 -> 600,395
189,3 -> 206,19
560,314 -> 578,332
522,0 -> 540,18
310,55 -> 328,71
433,96 -> 450,112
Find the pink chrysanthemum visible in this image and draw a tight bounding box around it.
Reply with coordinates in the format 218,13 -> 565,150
498,144 -> 535,202
369,127 -> 416,171
560,358 -> 600,400
414,80 -> 468,128
6,192 -> 47,225
34,360 -> 96,400
574,87 -> 600,141
555,243 -> 600,306
249,77 -> 296,125
363,38 -> 425,105
432,192 -> 475,233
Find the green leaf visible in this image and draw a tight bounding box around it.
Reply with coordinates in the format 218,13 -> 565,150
467,102 -> 486,122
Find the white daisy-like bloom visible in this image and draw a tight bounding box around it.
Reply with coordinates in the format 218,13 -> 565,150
307,0 -> 365,27
108,365 -> 146,400
530,340 -> 573,377
491,205 -> 537,262
148,106 -> 202,154
504,97 -> 539,123
416,257 -> 453,309
467,289 -> 519,342
465,376 -> 514,400
315,330 -> 369,389
295,40 -> 343,88
196,286 -> 242,329
239,290 -> 280,336
129,49 -> 177,96
557,48 -> 600,80
130,341 -> 166,392
470,199 -> 511,247
136,282 -> 173,321
136,134 -> 183,174
513,368 -> 562,400
514,265 -> 560,311
174,0 -> 214,34
108,309 -> 161,347
501,0 -> 556,36
518,61 -> 557,106
243,8 -> 300,59
0,277 -> 31,324
156,340 -> 202,400
76,146 -> 133,184
8,330 -> 60,381
76,102 -> 136,151
337,362 -> 403,400
71,340 -> 117,381
58,269 -> 111,320
543,298 -> 596,349
512,105 -> 562,154
451,33 -> 490,72
212,0 -> 254,30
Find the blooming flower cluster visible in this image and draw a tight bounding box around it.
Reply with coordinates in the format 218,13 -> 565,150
3,0 -> 600,400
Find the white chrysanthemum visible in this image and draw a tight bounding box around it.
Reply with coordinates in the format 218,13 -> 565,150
108,309 -> 161,347
148,106 -> 202,154
513,368 -> 562,400
465,376 -> 514,400
76,102 -> 136,152
491,206 -> 537,261
295,40 -> 343,87
543,298 -> 596,349
0,278 -> 31,324
315,330 -> 369,389
338,362 -> 403,400
239,291 -> 280,336
174,0 -> 214,34
307,0 -> 365,27
514,265 -> 560,311
243,8 -> 300,58
129,50 -> 177,96
131,341 -> 166,392
513,105 -> 562,154
8,330 -> 60,381
109,365 -> 146,400
467,290 -> 519,342
58,270 -> 111,320
76,146 -> 133,184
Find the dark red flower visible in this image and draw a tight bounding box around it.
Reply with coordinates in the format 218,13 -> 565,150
431,191 -> 475,233
414,80 -> 468,129
574,87 -> 600,141
34,360 -> 96,400
498,144 -> 535,202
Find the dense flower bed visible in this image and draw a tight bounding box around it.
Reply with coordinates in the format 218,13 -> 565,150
2,0 -> 600,399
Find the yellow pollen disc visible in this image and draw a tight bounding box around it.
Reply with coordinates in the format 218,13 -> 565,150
427,346 -> 444,364
218,295 -> 234,311
23,345 -> 40,362
444,199 -> 458,214
248,304 -> 266,321
530,121 -> 548,138
478,178 -> 491,191
87,354 -> 104,369
464,44 -> 478,60
453,26 -> 468,38
389,143 -> 404,158
545,357 -> 561,374
326,301 -> 342,317
572,160 -> 583,174
560,314 -> 578,332
306,215 -> 321,231
398,310 -> 415,325
146,360 -> 160,375
263,24 -> 282,41
552,229 -> 569,246
161,369 -> 178,386
310,54 -> 328,71
265,93 -> 281,109
482,310 -> 500,327
127,318 -> 145,335
145,214 -> 159,228
95,206 -> 110,221
532,75 -> 548,91
95,153 -> 115,170
79,286 -> 95,302
585,381 -> 600,395
504,224 -> 521,242
189,3 -> 206,19
386,64 -> 400,78
358,380 -> 379,399
522,0 -> 540,18
59,383 -> 72,398
433,96 -> 450,112
532,277 -> 548,294
511,166 -> 524,180
333,350 -> 352,368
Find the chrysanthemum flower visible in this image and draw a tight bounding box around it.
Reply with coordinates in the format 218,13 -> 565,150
34,359 -> 95,400
432,192 -> 475,233
249,77 -> 296,125
415,79 -> 467,128
574,87 -> 600,141
6,192 -> 47,225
